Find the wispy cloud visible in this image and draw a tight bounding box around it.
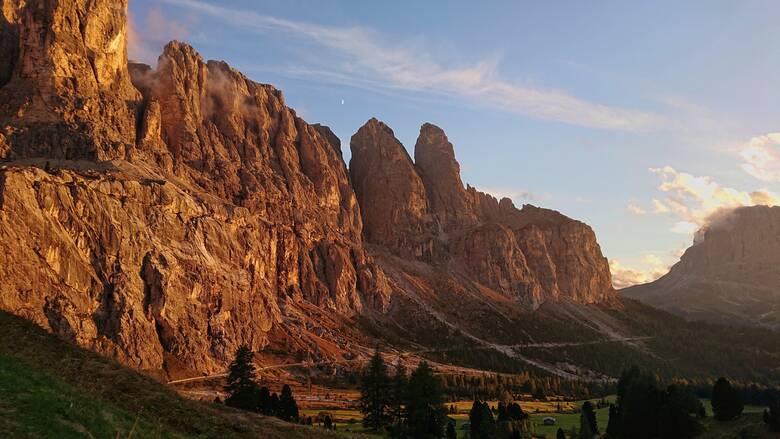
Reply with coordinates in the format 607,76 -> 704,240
128,6 -> 193,64
162,0 -> 664,131
740,132 -> 780,182
627,204 -> 646,215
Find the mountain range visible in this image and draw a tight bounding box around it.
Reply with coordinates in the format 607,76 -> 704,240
1,0 -> 779,390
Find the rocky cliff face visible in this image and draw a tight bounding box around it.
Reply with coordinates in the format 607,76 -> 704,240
624,206 -> 780,328
0,0 -> 140,161
349,118 -> 436,260
350,121 -> 614,307
0,1 -> 389,374
0,1 -> 615,375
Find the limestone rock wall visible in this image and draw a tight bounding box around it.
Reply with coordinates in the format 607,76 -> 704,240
350,121 -> 614,306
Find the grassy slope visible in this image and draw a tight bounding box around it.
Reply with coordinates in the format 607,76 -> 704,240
0,311 -> 354,438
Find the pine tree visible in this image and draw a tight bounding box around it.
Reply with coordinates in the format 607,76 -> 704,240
469,400 -> 484,438
223,345 -> 261,412
259,386 -> 273,415
507,402 -> 526,420
389,363 -> 408,426
767,400 -> 780,432
406,362 -> 446,437
578,408 -> 595,439
278,384 -> 299,422
556,427 -> 566,439
359,350 -> 391,431
581,401 -> 598,434
270,392 -> 279,415
712,377 -> 744,421
469,400 -> 496,439
606,404 -> 621,438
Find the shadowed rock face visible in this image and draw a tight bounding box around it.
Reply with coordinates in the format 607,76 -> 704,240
350,121 -> 614,307
624,205 -> 780,328
0,0 -> 20,87
0,1 -> 614,374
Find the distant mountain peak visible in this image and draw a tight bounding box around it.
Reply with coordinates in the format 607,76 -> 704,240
624,205 -> 780,328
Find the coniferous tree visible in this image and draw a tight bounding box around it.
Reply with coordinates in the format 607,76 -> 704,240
767,400 -> 780,432
278,384 -> 299,422
581,401 -> 598,434
389,363 -> 408,426
497,401 -> 508,422
258,386 -> 273,415
609,367 -> 703,439
659,385 -> 702,438
557,427 -> 566,439
469,400 -> 496,439
359,350 -> 391,431
270,392 -> 280,415
506,402 -> 526,420
406,361 -> 446,438
712,377 -> 743,421
469,400 -> 484,438
224,345 -> 261,412
578,408 -> 595,439
619,368 -> 662,439
606,404 -> 621,438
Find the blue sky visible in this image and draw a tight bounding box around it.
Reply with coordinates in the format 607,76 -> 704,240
128,0 -> 780,287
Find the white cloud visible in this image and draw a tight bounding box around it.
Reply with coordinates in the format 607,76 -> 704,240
609,256 -> 669,289
129,6 -> 192,64
740,132 -> 780,182
162,0 -> 664,131
648,166 -> 780,233
652,199 -> 670,214
627,204 -> 646,215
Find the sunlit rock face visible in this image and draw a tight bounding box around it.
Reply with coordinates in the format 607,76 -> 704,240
0,0 -> 141,160
0,2 -> 389,374
0,1 -> 614,375
350,121 -> 614,308
624,205 -> 780,328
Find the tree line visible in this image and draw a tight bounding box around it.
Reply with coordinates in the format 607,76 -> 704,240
219,346 -> 305,424
359,351 -> 451,438
596,366 -> 779,438
218,346 -> 780,438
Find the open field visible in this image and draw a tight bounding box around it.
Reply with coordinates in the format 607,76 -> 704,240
301,394 -> 774,439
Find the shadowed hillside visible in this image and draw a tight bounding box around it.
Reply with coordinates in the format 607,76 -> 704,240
0,311 -> 356,438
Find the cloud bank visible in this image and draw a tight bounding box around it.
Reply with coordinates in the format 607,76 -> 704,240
609,254 -> 670,289
161,0 -> 663,131
616,132 -> 780,288
647,166 -> 780,234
